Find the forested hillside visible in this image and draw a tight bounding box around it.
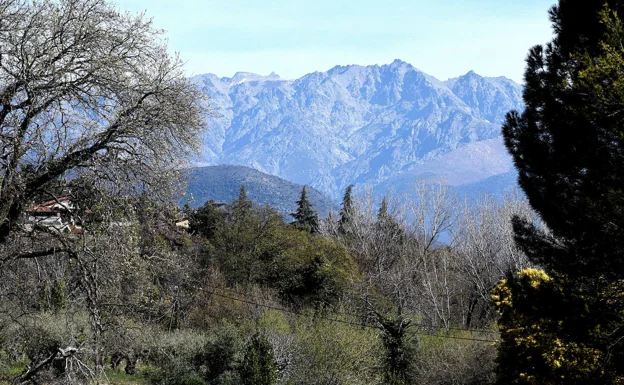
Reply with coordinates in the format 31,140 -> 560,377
0,178 -> 535,384
184,165 -> 338,217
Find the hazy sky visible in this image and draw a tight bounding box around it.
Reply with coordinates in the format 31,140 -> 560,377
114,0 -> 555,82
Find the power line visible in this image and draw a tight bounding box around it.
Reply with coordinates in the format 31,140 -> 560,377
201,285 -> 372,329
407,331 -> 498,343
198,282 -> 499,335
199,284 -> 499,343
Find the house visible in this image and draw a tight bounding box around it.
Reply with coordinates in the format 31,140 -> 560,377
24,196 -> 84,233
173,217 -> 190,229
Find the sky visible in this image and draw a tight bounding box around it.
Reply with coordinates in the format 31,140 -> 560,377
114,0 -> 556,83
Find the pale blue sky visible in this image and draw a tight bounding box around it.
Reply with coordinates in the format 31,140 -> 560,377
114,0 -> 555,82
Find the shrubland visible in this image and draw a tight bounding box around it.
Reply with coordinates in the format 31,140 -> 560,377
0,180 -> 534,384
3,0 -> 622,384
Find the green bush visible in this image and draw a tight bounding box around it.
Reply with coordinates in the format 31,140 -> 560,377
416,334 -> 496,385
145,325 -> 244,385
193,325 -> 243,384
263,226 -> 360,308
192,196 -> 360,309
288,314 -> 380,385
143,330 -> 209,385
239,333 -> 277,385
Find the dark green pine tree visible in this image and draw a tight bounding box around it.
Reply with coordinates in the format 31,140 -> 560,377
189,199 -> 226,239
291,186 -> 319,233
230,184 -> 253,223
338,184 -> 354,232
498,1 -> 624,384
375,312 -> 416,385
377,196 -> 390,220
376,196 -> 403,238
504,0 -> 624,281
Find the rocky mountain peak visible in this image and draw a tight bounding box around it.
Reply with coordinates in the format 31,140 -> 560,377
194,60 -> 524,199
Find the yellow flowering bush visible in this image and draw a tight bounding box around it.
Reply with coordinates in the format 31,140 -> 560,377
492,269 -> 608,384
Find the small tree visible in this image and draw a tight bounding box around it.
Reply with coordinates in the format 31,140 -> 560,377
190,200 -> 226,239
376,196 -> 403,237
291,186 -> 319,233
375,312 -> 416,385
230,185 -> 253,223
377,196 -> 390,220
239,333 -> 277,385
338,184 -> 355,232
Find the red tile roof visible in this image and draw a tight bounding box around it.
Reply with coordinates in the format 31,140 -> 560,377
27,196 -> 71,213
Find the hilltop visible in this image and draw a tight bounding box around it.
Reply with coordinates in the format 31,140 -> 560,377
184,165 -> 338,217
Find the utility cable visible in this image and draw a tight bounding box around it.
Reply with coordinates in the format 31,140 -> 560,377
198,282 -> 500,335
199,284 -> 500,343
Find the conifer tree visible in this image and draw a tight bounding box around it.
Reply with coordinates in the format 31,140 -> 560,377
231,185 -> 253,223
377,196 -> 390,220
376,196 -> 403,239
376,312 -> 416,385
504,1 -> 624,281
291,186 -> 319,233
497,2 -> 624,384
339,184 -> 354,232
190,199 -> 226,239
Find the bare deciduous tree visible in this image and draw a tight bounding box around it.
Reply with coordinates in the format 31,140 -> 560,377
452,191 -> 535,328
407,179 -> 458,330
0,0 -> 207,243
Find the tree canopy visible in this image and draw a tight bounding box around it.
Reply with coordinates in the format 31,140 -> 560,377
499,2 -> 624,383
290,186 -> 319,233
0,0 -> 206,242
503,0 -> 624,280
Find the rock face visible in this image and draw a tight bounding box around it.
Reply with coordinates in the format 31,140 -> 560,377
193,60 -> 523,199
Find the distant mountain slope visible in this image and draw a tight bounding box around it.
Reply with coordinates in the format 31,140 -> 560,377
454,170 -> 521,202
192,60 -> 524,199
184,165 -> 338,217
373,137 -> 514,195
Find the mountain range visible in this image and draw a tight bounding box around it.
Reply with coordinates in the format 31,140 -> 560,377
191,60 -> 523,200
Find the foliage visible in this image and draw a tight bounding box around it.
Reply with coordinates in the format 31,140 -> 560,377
415,335 -> 496,385
499,2 -> 624,384
289,314 -> 381,385
272,234 -> 359,308
144,328 -> 234,385
40,280 -> 68,313
493,269 -> 624,384
239,333 -> 277,385
190,200 -> 227,239
376,313 -> 417,385
503,2 -> 624,281
0,0 -> 206,242
195,192 -> 360,308
290,186 -> 319,233
193,325 -> 244,384
231,186 -> 254,224
339,184 -> 355,232
1,312 -> 91,383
